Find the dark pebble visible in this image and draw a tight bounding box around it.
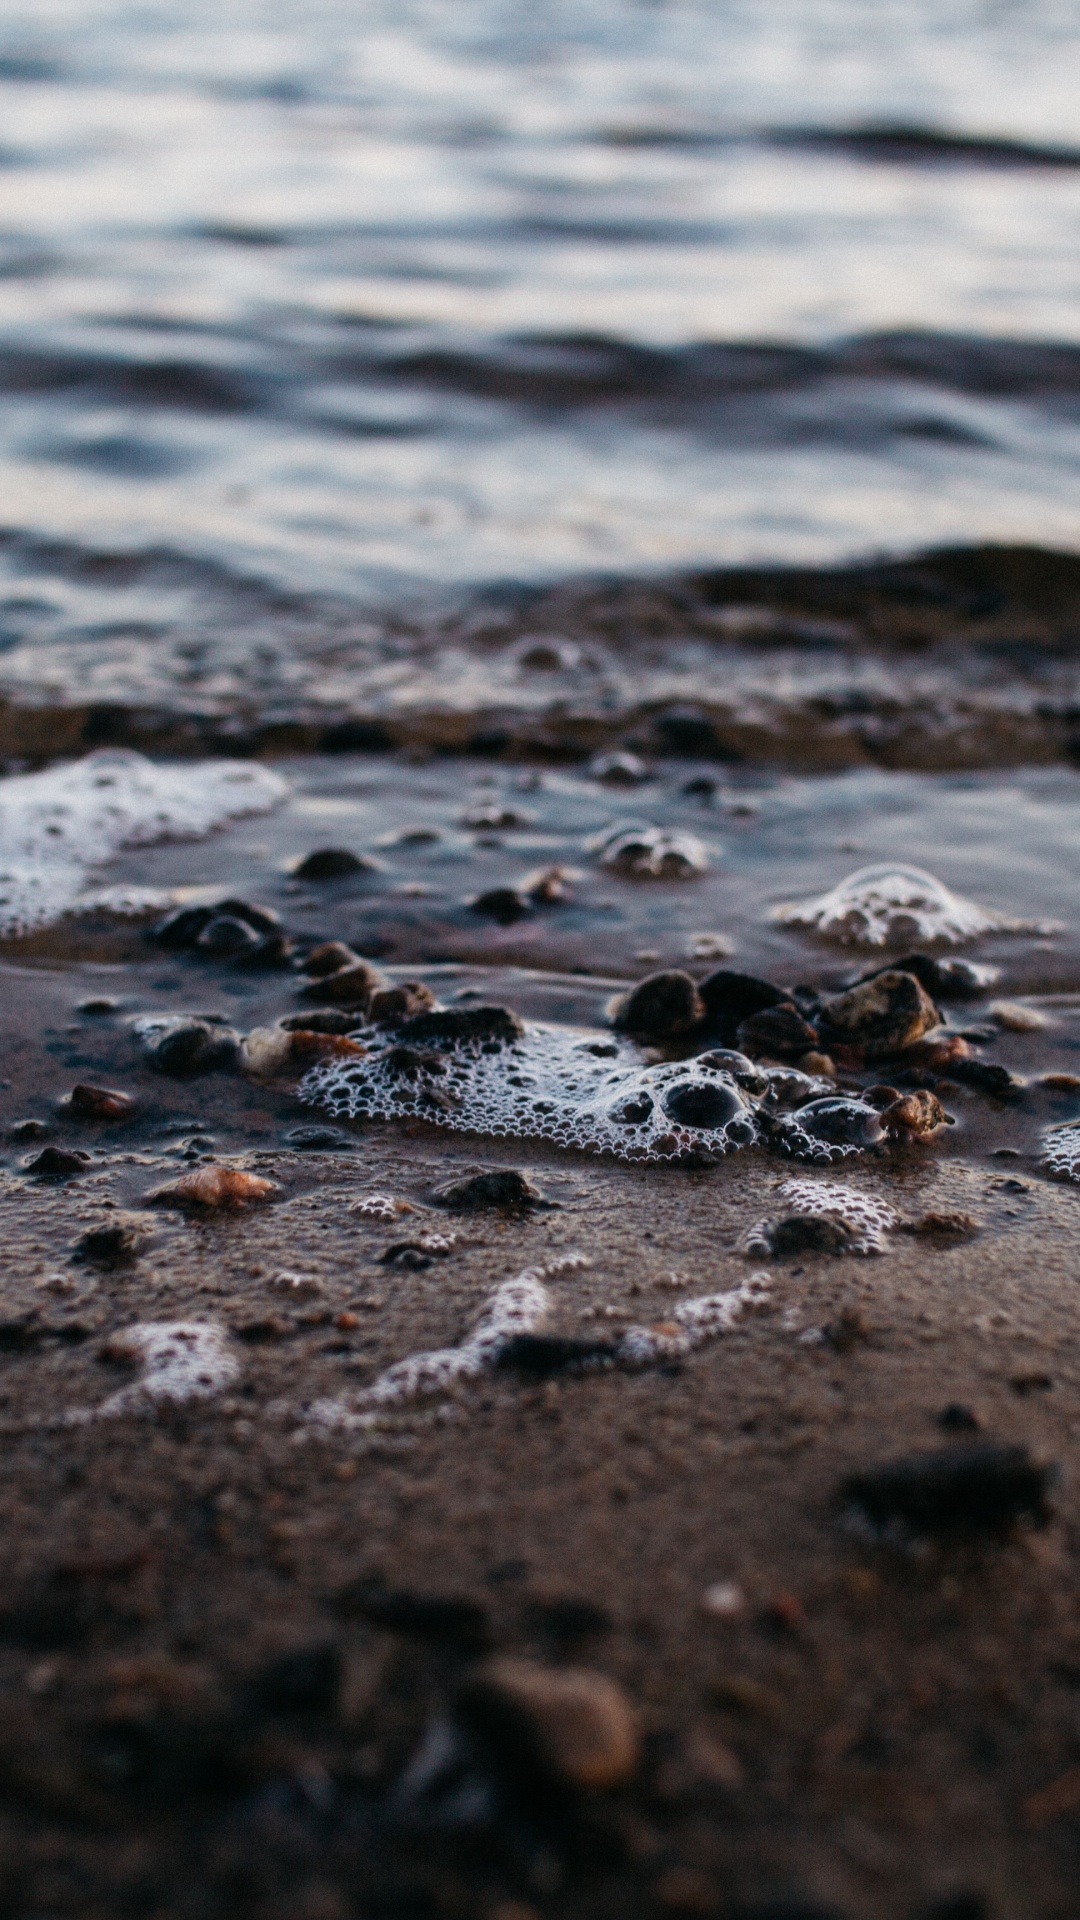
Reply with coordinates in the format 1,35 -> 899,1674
771,1216 -> 853,1255
789,1097 -> 884,1147
681,774 -> 718,798
737,1001 -> 820,1062
841,1442 -> 1055,1535
151,903 -> 216,949
230,929 -> 293,970
68,1083 -> 134,1119
937,1403 -> 982,1431
280,1009 -> 364,1034
611,969 -> 704,1039
140,1019 -> 240,1076
662,1079 -> 745,1128
368,982 -> 438,1024
395,1004 -> 524,1049
26,1147 -> 91,1180
858,952 -> 991,1001
299,960 -> 385,1007
283,1125 -> 354,1151
496,1333 -> 616,1377
293,847 -> 374,880
335,1579 -> 491,1652
301,940 -> 362,978
949,1058 -> 1025,1101
654,706 -> 721,756
379,1243 -> 436,1270
72,1221 -> 143,1265
698,969 -> 785,1043
76,997 -> 119,1015
470,886 -> 532,924
818,970 -> 940,1059
254,1643 -> 341,1716
9,1118 -> 48,1142
213,898 -> 281,936
432,1168 -> 544,1210
383,1044 -> 447,1079
197,914 -> 262,957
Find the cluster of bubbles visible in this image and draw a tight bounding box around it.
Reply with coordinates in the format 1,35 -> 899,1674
772,862 -> 1027,949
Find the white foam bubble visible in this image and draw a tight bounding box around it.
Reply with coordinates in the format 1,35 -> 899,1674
66,1321 -> 239,1422
742,1178 -> 900,1255
0,749 -> 287,936
612,1271 -> 771,1362
592,822 -> 710,879
772,862 -> 1027,949
1043,1124 -> 1080,1183
303,1023 -> 760,1164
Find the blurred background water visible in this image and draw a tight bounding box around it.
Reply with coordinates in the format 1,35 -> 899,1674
0,0 -> 1077,704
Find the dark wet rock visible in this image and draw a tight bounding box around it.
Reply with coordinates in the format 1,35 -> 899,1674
230,929 -> 294,970
382,1044 -> 447,1080
662,1080 -> 745,1128
298,959 -> 386,1007
151,903 -> 216,949
863,1083 -> 902,1109
590,750 -> 649,785
378,1239 -> 445,1270
26,1147 -> 90,1180
8,1118 -> 48,1142
610,969 -> 704,1039
841,1442 -> 1055,1535
654,706 -> 722,757
881,1089 -> 949,1136
696,1049 -> 770,1092
301,940 -> 362,978
682,774 -> 718,799
818,970 -> 940,1059
72,1220 -> 144,1265
368,981 -> 438,1025
76,997 -> 120,1015
280,1008 -> 364,1034
910,1210 -> 978,1237
432,1168 -> 544,1211
68,1083 -> 134,1120
213,898 -> 281,936
496,1333 -> 617,1377
283,1124 -> 354,1151
948,1058 -> 1025,1101
737,1002 -> 820,1062
697,970 -> 784,1037
335,1579 -> 491,1652
254,1644 -> 341,1716
456,1657 -> 640,1791
395,1004 -> 524,1049
858,952 -> 995,1001
293,847 -> 376,880
470,885 -> 531,925
197,914 -> 262,958
770,1216 -> 854,1255
138,1018 -> 240,1075
937,1403 -> 982,1432
788,1098 -> 885,1147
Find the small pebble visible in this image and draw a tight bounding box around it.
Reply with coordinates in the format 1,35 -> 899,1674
799,1051 -> 836,1076
700,1581 -> 746,1618
368,982 -> 437,1024
145,1166 -> 280,1209
299,960 -> 386,1007
432,1168 -> 544,1211
1041,1073 -> 1080,1092
283,1124 -> 354,1151
610,969 -> 704,1040
395,1005 -> 524,1048
281,1008 -> 364,1034
68,1083 -> 134,1120
462,802 -> 532,830
135,1016 -> 240,1076
841,1442 -> 1055,1535
26,1147 -> 90,1180
989,999 -> 1048,1032
303,940 -> 363,978
72,1220 -> 145,1265
597,825 -> 708,880
293,848 -> 375,880
9,1118 -> 48,1142
76,997 -> 120,1016
818,970 -> 940,1060
881,1089 -> 949,1137
456,1657 -> 640,1790
737,1002 -> 820,1062
470,885 -> 531,925
937,1402 -> 982,1431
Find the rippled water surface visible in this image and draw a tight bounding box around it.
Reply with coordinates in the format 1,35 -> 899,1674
0,0 -> 1078,697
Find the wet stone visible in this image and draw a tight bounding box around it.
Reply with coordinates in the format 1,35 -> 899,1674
818,970 -> 940,1060
770,1215 -> 854,1255
72,1220 -> 144,1265
301,940 -> 362,979
597,825 -> 709,880
788,1098 -> 885,1147
76,997 -> 120,1016
280,1008 -> 364,1035
145,1166 -> 280,1209
611,969 -> 704,1039
937,1403 -> 982,1432
9,1118 -> 48,1142
136,1017 -> 240,1076
196,914 -> 262,957
948,1058 -> 1025,1101
456,1657 -> 640,1792
737,1002 -> 820,1062
859,952 -> 997,1001
495,1333 -> 617,1377
283,1124 -> 354,1151
368,981 -> 437,1025
881,1089 -> 949,1136
590,750 -> 650,785
394,1004 -> 525,1049
68,1084 -> 134,1120
841,1443 -> 1055,1536
382,1045 -> 447,1080
293,847 -> 375,880
662,1080 -> 745,1128
26,1147 -> 91,1180
299,960 -> 385,1007
432,1168 -> 545,1211
470,885 -> 531,925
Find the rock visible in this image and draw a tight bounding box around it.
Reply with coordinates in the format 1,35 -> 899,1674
736,1002 -> 820,1062
819,971 -> 940,1059
948,1058 -> 1025,1101
611,970 -> 704,1039
136,1017 -> 240,1076
9,1118 -> 48,1141
196,914 -> 262,958
525,864 -> 573,906
302,941 -> 363,978
152,898 -> 279,949
283,1125 -> 354,1151
432,1169 -> 544,1211
241,1026 -> 364,1076
456,1657 -> 639,1791
26,1147 -> 90,1180
281,1008 -> 365,1034
145,1167 -> 280,1209
72,1220 -> 144,1265
293,848 -> 375,880
937,1403 -> 982,1431
368,982 -> 438,1025
589,750 -> 649,785
661,1080 -> 746,1128
858,952 -> 995,1001
881,1089 -> 949,1136
213,898 -> 281,936
77,997 -> 120,1015
299,960 -> 386,1007
698,970 -> 785,1043
495,1333 -> 617,1377
597,825 -> 708,879
470,886 -> 531,925
798,1051 -> 836,1077
68,1084 -> 134,1120
990,999 -> 1047,1032
394,1005 -> 524,1049
462,802 -> 533,831
841,1442 -> 1055,1535
787,1098 -> 885,1147
770,1215 -> 854,1255
382,1044 -> 448,1080
230,929 -> 293,969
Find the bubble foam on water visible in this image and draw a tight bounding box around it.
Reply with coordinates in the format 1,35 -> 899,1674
771,862 -> 1030,948
742,1177 -> 900,1254
0,749 -> 287,936
302,1022 -> 761,1163
64,1321 -> 239,1423
1042,1124 -> 1080,1182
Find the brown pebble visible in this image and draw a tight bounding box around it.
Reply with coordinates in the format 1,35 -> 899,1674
26,1147 -> 90,1180
300,960 -> 387,1007
819,970 -> 940,1059
368,982 -> 438,1025
1041,1073 -> 1080,1092
611,969 -> 704,1040
67,1084 -> 135,1120
881,1089 -> 948,1137
911,1211 -> 978,1237
458,1657 -> 639,1790
736,1002 -> 819,1062
303,941 -> 363,978
798,1050 -> 835,1076
145,1166 -> 280,1209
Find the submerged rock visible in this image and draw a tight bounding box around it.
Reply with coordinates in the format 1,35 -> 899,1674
72,1219 -> 145,1264
737,1002 -> 820,1062
596,824 -> 709,879
135,1016 -> 240,1076
432,1168 -> 544,1211
818,970 -> 940,1059
841,1443 -> 1055,1536
293,847 -> 375,880
153,897 -> 280,950
470,885 -> 531,925
26,1146 -> 90,1180
68,1083 -> 134,1119
610,969 -> 704,1039
456,1657 -> 640,1791
145,1166 -> 280,1209
302,940 -> 362,978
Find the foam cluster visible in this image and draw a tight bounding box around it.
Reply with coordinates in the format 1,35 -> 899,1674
0,749 -> 287,937
1043,1124 -> 1080,1183
772,862 -> 1019,949
742,1178 -> 900,1255
302,1021 -> 762,1163
65,1321 -> 239,1423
